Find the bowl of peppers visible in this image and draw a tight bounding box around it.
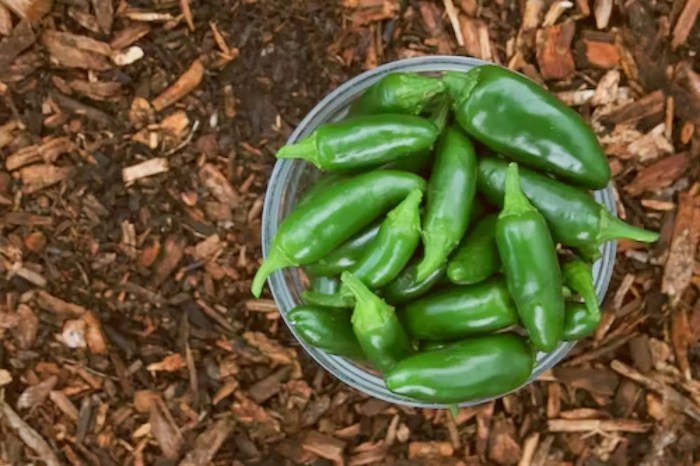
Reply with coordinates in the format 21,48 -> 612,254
253,56 -> 659,408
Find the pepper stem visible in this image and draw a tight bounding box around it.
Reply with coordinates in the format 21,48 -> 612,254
427,95 -> 451,134
596,208 -> 660,245
500,163 -> 535,219
442,69 -> 480,108
275,133 -> 320,167
251,247 -> 294,298
396,76 -> 446,111
341,271 -> 391,328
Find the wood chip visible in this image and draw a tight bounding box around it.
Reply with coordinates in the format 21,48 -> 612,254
152,58 -> 204,111
302,431 -> 345,463
671,0 -> 700,49
593,0 -> 612,29
547,418 -> 651,433
41,30 -> 112,70
625,153 -> 689,196
518,432 -> 539,466
0,20 -> 36,68
610,360 -> 700,422
179,418 -> 235,466
199,163 -> 238,205
122,158 -> 169,184
602,89 -> 664,125
150,397 -> 184,460
0,0 -> 52,23
460,16 -> 492,60
2,212 -> 52,226
662,192 -> 700,301
489,417 -> 522,465
583,36 -> 619,69
554,367 -> 620,396
19,163 -> 73,194
442,0 -> 463,46
408,441 -> 454,458
110,23 -> 151,50
542,0 -> 573,27
536,22 -> 576,80
670,308 -> 692,379
17,375 -> 57,410
49,390 -> 79,421
0,4 -> 11,34
5,137 -> 73,171
151,235 -> 185,287
591,69 -> 620,106
0,369 -> 12,386
91,0 -> 113,33
243,331 -> 296,366
0,400 -> 61,466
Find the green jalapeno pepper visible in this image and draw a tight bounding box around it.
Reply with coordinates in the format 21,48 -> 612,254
562,301 -> 601,340
495,163 -> 565,352
348,189 -> 423,289
478,157 -> 659,259
446,214 -> 500,285
381,261 -> 446,305
276,114 -> 439,171
419,341 -> 449,351
562,258 -> 600,319
400,278 -> 518,341
304,222 -> 380,277
385,333 -> 534,403
349,72 -> 446,116
288,305 -> 365,360
443,65 -> 610,189
301,289 -> 354,308
341,271 -> 413,372
296,173 -> 349,210
251,170 -> 426,297
415,126 -> 477,281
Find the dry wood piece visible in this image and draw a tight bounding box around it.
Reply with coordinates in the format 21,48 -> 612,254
5,136 -> 73,171
49,390 -> 78,421
581,36 -> 619,69
536,22 -> 576,80
91,0 -> 113,33
0,4 -> 12,34
110,23 -> 151,49
591,69 -> 619,106
36,291 -> 86,316
554,367 -> 620,396
662,193 -> 700,301
66,78 -> 122,101
670,308 -> 692,379
671,0 -> 700,49
518,432 -> 540,466
610,360 -> 700,422
17,375 -> 57,410
302,431 -> 345,463
243,331 -> 297,366
41,30 -> 112,70
342,0 -> 399,25
199,163 -> 238,205
122,158 -> 169,184
408,441 -> 454,458
489,417 -> 522,465
460,16 -> 492,60
0,120 -> 17,149
548,418 -> 651,433
2,212 -> 52,226
20,164 -> 73,194
152,59 -> 204,111
593,0 -> 612,29
179,418 -> 235,466
625,153 -> 689,196
0,21 -> 36,68
0,401 -> 61,466
51,91 -> 115,127
0,369 -> 12,386
542,0 -> 572,27
0,0 -> 52,22
442,0 -> 463,46
245,299 -> 277,313
602,90 -> 665,125
150,397 -> 184,460
151,235 -> 185,287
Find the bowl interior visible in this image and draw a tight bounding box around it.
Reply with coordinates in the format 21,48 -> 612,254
261,56 -> 617,408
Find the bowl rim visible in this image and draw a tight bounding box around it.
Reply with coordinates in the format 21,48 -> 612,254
261,55 -> 617,408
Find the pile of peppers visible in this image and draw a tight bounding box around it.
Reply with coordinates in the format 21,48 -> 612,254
252,65 -> 660,405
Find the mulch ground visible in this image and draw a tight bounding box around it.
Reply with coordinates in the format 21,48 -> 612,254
0,0 -> 699,464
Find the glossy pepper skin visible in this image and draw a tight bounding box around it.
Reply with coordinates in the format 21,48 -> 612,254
304,222 -> 380,277
495,163 -> 565,352
251,170 -> 426,297
562,302 -> 601,340
349,72 -> 446,116
400,278 -> 518,340
382,261 -> 446,305
288,305 -> 365,360
348,189 -> 423,289
342,271 -> 413,372
385,334 -> 534,403
443,66 -> 610,189
301,289 -> 354,308
478,157 -> 659,259
447,214 -> 500,285
296,173 -> 348,210
276,114 -> 439,171
415,126 -> 477,281
562,258 -> 600,319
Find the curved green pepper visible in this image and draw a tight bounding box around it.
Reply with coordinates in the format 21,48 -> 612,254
400,278 -> 518,340
385,333 -> 534,403
381,261 -> 446,305
349,72 -> 446,116
342,271 -> 413,372
419,341 -> 449,351
288,305 -> 365,360
447,214 -> 500,285
562,301 -> 601,340
478,157 -> 659,259
301,289 -> 354,308
415,125 -> 477,281
251,170 -> 426,297
296,173 -> 349,210
495,163 -> 565,352
276,114 -> 439,171
562,258 -> 600,320
348,189 -> 423,289
304,222 -> 380,277
443,65 -> 610,189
